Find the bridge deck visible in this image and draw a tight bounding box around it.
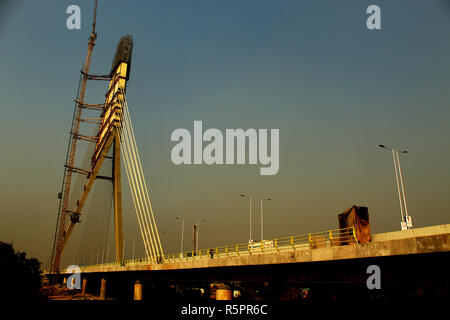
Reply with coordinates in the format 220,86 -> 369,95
74,224 -> 450,274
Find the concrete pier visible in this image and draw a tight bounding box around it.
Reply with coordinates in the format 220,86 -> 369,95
100,278 -> 107,300
81,278 -> 87,296
134,280 -> 143,300
215,284 -> 232,300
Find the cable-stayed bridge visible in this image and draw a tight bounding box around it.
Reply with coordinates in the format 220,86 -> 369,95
45,3 -> 450,301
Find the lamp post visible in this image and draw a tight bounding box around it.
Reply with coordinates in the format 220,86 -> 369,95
161,232 -> 166,251
176,217 -> 185,255
378,144 -> 412,230
240,194 -> 253,242
260,198 -> 271,241
196,219 -> 206,254
131,238 -> 143,261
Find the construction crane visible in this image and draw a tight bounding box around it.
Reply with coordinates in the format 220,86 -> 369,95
50,0 -> 99,274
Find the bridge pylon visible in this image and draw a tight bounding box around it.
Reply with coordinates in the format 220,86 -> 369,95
51,35 -> 133,273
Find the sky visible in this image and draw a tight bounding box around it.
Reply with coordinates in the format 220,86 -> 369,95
0,0 -> 449,269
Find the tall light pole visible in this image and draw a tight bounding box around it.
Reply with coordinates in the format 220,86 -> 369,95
123,240 -> 126,263
260,198 -> 271,241
161,232 -> 166,252
176,217 -> 185,255
196,219 -> 206,254
131,238 -> 142,261
240,194 -> 252,242
379,145 -> 412,230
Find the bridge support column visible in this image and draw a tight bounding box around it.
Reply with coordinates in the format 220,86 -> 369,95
100,278 -> 107,300
216,283 -> 232,301
113,133 -> 124,264
81,278 -> 87,296
134,280 -> 143,300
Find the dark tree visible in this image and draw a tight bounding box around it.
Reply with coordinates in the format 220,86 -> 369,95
0,241 -> 44,301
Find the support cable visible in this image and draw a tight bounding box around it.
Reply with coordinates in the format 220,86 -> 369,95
116,109 -> 154,261
122,91 -> 164,259
120,103 -> 160,259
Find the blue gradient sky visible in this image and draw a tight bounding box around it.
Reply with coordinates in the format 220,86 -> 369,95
1,1 -> 449,267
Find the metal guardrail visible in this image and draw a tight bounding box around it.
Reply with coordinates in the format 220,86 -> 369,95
80,227 -> 358,270
165,226 -> 357,262
78,227 -> 357,271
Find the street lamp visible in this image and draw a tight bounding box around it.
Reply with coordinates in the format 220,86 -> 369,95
176,217 -> 185,255
260,198 -> 271,241
157,234 -> 165,257
196,219 -> 206,254
378,144 -> 412,230
240,194 -> 252,242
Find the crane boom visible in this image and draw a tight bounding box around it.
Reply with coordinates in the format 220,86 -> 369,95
50,0 -> 99,274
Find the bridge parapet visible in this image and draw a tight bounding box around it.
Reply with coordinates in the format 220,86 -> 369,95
67,224 -> 450,274
76,227 -> 357,272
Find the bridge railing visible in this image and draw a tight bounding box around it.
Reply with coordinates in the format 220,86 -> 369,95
164,227 -> 357,263
79,227 -> 357,270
